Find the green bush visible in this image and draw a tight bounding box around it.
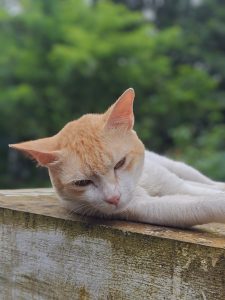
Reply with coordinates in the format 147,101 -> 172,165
0,0 -> 224,187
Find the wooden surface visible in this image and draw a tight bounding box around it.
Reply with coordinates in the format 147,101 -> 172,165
0,188 -> 225,299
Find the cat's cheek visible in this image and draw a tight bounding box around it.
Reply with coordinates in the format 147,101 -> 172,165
83,186 -> 119,214
84,186 -> 103,205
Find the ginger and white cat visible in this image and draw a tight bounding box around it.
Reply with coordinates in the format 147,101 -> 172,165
10,88 -> 225,227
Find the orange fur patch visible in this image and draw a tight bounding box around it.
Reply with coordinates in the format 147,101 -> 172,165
56,115 -> 113,175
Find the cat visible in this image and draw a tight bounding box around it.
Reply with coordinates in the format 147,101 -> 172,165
9,88 -> 225,228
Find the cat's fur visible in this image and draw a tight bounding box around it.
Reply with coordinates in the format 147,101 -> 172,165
9,88 -> 225,227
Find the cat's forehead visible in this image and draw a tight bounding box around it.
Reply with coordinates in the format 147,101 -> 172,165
60,115 -> 114,174
61,114 -> 102,136
60,115 -> 105,149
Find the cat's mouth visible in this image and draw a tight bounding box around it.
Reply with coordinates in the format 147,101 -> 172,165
60,192 -> 132,216
97,199 -> 131,215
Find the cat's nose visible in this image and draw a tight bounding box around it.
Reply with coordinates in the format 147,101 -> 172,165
105,196 -> 120,206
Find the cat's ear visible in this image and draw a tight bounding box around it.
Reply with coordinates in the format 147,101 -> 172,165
105,88 -> 135,130
9,137 -> 60,167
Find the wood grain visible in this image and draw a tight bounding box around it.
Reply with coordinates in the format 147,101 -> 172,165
0,188 -> 225,299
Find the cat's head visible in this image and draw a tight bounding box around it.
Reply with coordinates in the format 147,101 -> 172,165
9,88 -> 145,215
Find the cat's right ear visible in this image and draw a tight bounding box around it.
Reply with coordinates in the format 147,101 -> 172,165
104,88 -> 135,131
9,137 -> 61,167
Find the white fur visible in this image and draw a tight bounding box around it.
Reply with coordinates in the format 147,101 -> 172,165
55,149 -> 225,228
117,150 -> 225,227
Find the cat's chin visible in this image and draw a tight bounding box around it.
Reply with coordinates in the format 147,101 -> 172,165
94,201 -> 131,216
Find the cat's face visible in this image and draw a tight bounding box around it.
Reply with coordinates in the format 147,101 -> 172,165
9,88 -> 145,215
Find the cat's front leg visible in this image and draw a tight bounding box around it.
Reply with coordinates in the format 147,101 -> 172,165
140,161 -> 224,197
185,180 -> 225,192
146,151 -> 225,191
120,186 -> 225,228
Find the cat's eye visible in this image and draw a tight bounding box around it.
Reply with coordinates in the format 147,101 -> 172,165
114,157 -> 126,170
73,180 -> 93,187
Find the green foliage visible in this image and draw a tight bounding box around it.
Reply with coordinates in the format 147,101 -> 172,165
0,0 -> 224,187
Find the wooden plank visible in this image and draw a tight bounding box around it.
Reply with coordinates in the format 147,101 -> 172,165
0,189 -> 225,299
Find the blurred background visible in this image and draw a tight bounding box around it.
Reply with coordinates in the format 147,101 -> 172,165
0,0 -> 225,188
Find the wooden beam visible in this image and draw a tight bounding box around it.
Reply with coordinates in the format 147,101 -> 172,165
0,188 -> 225,299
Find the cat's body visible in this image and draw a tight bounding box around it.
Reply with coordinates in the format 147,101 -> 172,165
142,150 -> 224,197
10,88 -> 225,228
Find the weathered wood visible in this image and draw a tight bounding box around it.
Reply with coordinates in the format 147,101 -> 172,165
0,188 -> 225,299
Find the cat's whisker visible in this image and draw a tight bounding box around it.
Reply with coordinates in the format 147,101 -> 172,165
60,203 -> 91,230
61,208 -> 76,231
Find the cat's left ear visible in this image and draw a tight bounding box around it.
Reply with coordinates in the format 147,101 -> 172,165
105,88 -> 135,131
9,137 -> 61,167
